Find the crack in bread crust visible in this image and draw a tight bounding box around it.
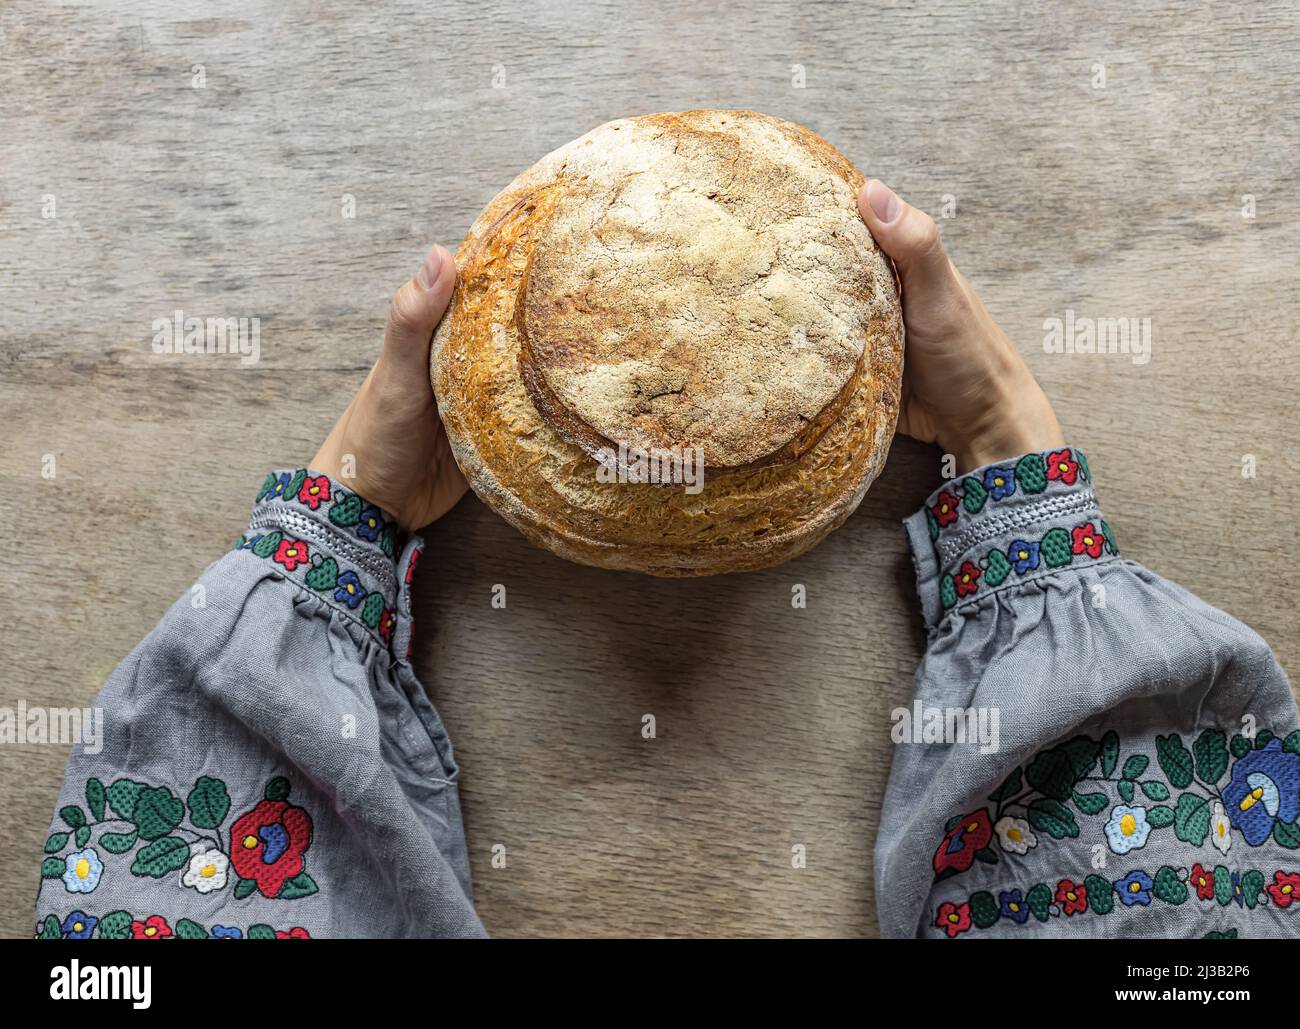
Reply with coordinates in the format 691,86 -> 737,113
432,110 -> 903,576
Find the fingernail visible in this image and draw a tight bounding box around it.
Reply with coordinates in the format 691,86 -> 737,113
867,180 -> 902,224
418,245 -> 445,290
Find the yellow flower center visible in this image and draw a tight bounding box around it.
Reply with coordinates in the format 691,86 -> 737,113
200,863 -> 218,878
346,583 -> 355,594
1007,827 -> 1022,842
1129,881 -> 1141,893
1083,536 -> 1094,546
73,921 -> 84,932
1239,786 -> 1265,811
1059,463 -> 1069,473
947,912 -> 959,924
285,547 -> 298,558
242,835 -> 259,849
1120,814 -> 1137,836
368,518 -> 377,527
967,821 -> 979,832
75,858 -> 91,879
1018,550 -> 1028,559
145,926 -> 157,937
1008,902 -> 1019,912
309,485 -> 320,495
1217,821 -> 1227,837
1284,885 -> 1294,895
1066,891 -> 1077,902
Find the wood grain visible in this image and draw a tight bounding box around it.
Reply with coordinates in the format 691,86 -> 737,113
1,0 -> 1297,937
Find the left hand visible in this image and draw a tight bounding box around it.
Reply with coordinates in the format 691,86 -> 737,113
312,244 -> 468,530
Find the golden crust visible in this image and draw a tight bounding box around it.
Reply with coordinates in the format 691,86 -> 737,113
432,110 -> 903,576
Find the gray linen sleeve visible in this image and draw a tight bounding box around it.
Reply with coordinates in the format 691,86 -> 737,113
33,470 -> 486,940
876,447 -> 1300,939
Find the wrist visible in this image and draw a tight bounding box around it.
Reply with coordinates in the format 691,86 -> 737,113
951,380 -> 1064,475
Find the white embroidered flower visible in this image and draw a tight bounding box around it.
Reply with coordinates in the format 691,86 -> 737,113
994,815 -> 1037,855
1104,804 -> 1151,854
1210,801 -> 1232,855
182,846 -> 229,893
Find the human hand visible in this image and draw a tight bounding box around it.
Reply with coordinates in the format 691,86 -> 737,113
857,180 -> 1065,474
311,244 -> 467,530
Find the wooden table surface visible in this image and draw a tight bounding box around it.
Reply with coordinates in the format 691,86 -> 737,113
2,0 -> 1297,938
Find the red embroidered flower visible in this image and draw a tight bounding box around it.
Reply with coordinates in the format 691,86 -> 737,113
297,475 -> 331,510
273,538 -> 310,571
275,927 -> 312,939
1071,522 -> 1104,559
1046,449 -> 1079,485
932,491 -> 960,527
934,901 -> 972,938
229,798 -> 314,898
953,561 -> 982,597
131,915 -> 172,940
379,608 -> 396,643
933,809 -> 993,875
1190,863 -> 1215,901
1267,871 -> 1300,908
1055,878 -> 1088,916
405,548 -> 420,585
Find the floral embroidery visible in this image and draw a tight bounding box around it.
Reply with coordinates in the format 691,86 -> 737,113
273,538 -> 310,571
934,900 -> 971,938
41,775 -> 318,902
1221,740 -> 1300,846
953,560 -> 982,598
1071,522 -> 1105,558
1190,863 -> 1216,900
1009,539 -> 1040,575
1267,871 -> 1300,907
983,466 -> 1016,501
333,569 -> 365,609
999,889 -> 1030,924
1046,449 -> 1079,486
1103,804 -> 1151,854
994,815 -> 1037,855
36,910 -> 312,940
1055,878 -> 1088,915
933,809 -> 994,875
1116,869 -> 1154,907
927,448 -> 1093,539
932,490 -> 960,529
356,506 -> 386,542
297,475 -> 331,510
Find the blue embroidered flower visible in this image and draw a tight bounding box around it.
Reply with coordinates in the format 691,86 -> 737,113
61,910 -> 98,939
209,925 -> 243,939
356,506 -> 385,542
1104,805 -> 1152,854
983,466 -> 1016,501
1008,540 -> 1041,575
62,848 -> 103,894
998,889 -> 1030,924
1115,870 -> 1153,907
334,570 -> 366,609
1222,739 -> 1300,846
269,472 -> 293,500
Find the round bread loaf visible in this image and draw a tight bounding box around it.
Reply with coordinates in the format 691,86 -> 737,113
431,110 -> 903,576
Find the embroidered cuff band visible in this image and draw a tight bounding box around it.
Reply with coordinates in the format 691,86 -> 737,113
903,447 -> 1120,630
233,470 -> 419,649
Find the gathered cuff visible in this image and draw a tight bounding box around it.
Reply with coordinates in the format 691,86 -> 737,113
903,447 -> 1120,630
232,470 -> 423,652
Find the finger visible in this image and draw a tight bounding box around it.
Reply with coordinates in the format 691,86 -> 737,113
857,179 -> 962,311
380,244 -> 456,377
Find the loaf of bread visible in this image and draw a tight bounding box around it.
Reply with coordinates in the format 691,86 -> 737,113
431,110 -> 903,575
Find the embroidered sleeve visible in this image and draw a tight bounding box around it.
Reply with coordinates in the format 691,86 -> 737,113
34,471 -> 485,940
878,447 -> 1300,939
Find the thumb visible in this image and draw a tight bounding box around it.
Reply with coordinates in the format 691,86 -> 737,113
380,243 -> 456,377
857,180 -> 963,321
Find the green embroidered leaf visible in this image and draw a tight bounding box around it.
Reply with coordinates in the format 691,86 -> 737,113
37,914 -> 61,939
234,877 -> 259,899
1274,819 -> 1300,849
107,778 -> 146,820
286,469 -> 307,501
1193,729 -> 1229,785
99,830 -> 138,854
1015,453 -> 1048,494
252,530 -> 283,559
1121,754 -> 1149,780
961,476 -> 989,514
1213,865 -> 1233,906
1156,734 -> 1194,789
257,472 -> 278,501
44,833 -> 69,854
187,776 -> 231,830
175,918 -> 208,940
925,507 -> 939,542
247,924 -> 277,940
1283,730 -> 1300,755
60,805 -> 86,829
974,846 -> 999,865
1146,805 -> 1175,828
361,592 -> 385,628
988,766 -> 1022,805
1255,730 -> 1275,749
1117,779 -> 1135,803
85,778 -> 106,822
969,890 -> 1000,928
1241,870 -> 1266,909
939,575 -> 957,610
1204,929 -> 1237,940
1072,791 -> 1108,815
1077,451 -> 1091,482
1154,866 -> 1188,905
131,835 -> 190,877
1140,781 -> 1170,801
1040,527 -> 1073,568
982,547 -> 1011,587
1027,798 -> 1079,839
1085,874 -> 1114,914
265,776 -> 291,802
74,825 -> 91,849
98,911 -> 133,940
132,786 -> 184,840
1025,748 -> 1075,801
1100,518 -> 1117,554
1026,882 -> 1053,922
1230,734 -> 1251,759
943,814 -> 963,832
304,557 -> 340,591
277,871 -> 318,900
41,857 -> 64,878
1061,736 -> 1100,781
1100,731 -> 1120,778
329,492 -> 362,527
1173,793 -> 1210,845
381,523 -> 397,559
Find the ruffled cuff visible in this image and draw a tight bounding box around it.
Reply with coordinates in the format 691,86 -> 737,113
232,470 -> 423,653
903,447 -> 1120,630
